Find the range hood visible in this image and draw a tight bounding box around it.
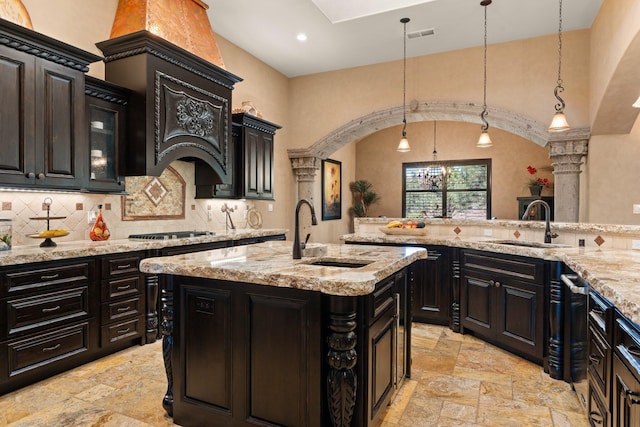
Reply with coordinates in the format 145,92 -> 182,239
96,0 -> 242,182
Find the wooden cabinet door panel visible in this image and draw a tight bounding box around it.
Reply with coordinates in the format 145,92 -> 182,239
35,59 -> 85,187
0,46 -> 34,184
497,280 -> 544,359
182,287 -> 232,410
261,133 -> 274,196
461,272 -> 494,334
613,354 -> 640,427
368,306 -> 394,421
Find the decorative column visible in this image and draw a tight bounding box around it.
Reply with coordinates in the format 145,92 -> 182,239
548,138 -> 589,223
290,156 -> 320,201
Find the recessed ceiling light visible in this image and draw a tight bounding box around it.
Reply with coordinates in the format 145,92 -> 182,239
296,33 -> 308,42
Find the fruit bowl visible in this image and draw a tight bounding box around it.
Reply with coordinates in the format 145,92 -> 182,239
379,227 -> 427,236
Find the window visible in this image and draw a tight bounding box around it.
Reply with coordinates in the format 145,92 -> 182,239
403,159 -> 491,219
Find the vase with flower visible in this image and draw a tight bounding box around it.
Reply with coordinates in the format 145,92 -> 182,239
526,165 -> 551,196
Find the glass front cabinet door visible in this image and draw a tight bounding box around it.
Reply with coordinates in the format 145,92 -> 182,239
85,76 -> 129,193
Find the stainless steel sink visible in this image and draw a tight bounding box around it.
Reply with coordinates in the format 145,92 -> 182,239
303,259 -> 373,268
491,240 -> 571,249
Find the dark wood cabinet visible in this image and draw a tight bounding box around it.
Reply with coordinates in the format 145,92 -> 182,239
0,18 -> 100,190
196,113 -> 281,199
0,259 -> 98,394
460,250 -> 547,363
84,76 -> 130,193
98,252 -> 145,349
410,246 -> 450,325
613,316 -> 640,426
518,196 -> 554,221
588,290 -> 614,426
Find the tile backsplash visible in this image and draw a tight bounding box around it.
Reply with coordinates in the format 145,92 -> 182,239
1,161 -> 253,246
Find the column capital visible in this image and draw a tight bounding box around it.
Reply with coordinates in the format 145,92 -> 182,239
290,156 -> 320,183
549,139 -> 589,174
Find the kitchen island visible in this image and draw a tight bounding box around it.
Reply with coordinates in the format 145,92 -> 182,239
139,241 -> 426,427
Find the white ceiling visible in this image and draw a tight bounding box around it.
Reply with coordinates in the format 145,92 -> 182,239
205,0 -> 603,78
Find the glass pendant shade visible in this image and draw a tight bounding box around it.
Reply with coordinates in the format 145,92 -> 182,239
397,135 -> 411,152
477,130 -> 493,148
548,112 -> 570,132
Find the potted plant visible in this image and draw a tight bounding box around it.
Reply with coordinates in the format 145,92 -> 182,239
526,165 -> 551,196
348,180 -> 380,217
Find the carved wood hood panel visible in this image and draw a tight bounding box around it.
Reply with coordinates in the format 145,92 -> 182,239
96,0 -> 242,183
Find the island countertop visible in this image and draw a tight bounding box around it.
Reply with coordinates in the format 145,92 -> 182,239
139,240 -> 427,296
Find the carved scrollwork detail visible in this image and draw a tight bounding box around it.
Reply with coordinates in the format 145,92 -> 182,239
160,284 -> 174,417
327,300 -> 357,427
175,97 -> 215,138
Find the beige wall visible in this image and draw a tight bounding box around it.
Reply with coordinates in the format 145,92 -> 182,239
12,0 -> 640,242
356,121 -> 552,220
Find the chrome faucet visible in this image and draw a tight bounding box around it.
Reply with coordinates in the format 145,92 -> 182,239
293,199 -> 318,259
522,199 -> 558,243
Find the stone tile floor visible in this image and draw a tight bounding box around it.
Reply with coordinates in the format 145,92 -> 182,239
0,323 -> 588,426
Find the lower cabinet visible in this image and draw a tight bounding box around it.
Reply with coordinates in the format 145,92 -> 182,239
167,268 -> 411,427
587,290 -> 614,426
410,246 -> 450,325
612,316 -> 640,426
0,259 -> 99,394
460,250 -> 546,363
99,252 -> 145,349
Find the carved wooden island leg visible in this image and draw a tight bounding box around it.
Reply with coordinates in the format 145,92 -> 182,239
326,296 -> 358,427
160,277 -> 174,416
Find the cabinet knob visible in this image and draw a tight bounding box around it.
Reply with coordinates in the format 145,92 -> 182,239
36,173 -> 45,180
494,281 -> 501,288
26,172 -> 35,179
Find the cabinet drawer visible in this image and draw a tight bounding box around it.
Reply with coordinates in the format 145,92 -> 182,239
101,253 -> 144,278
589,291 -> 614,344
101,296 -> 143,323
370,278 -> 394,322
4,321 -> 91,376
1,261 -> 91,297
101,315 -> 143,346
4,286 -> 90,338
588,323 -> 611,401
101,275 -> 143,301
461,250 -> 544,284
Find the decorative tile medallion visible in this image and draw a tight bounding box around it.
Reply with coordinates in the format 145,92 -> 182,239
143,177 -> 168,206
513,230 -> 521,239
594,235 -> 605,247
454,227 -> 461,235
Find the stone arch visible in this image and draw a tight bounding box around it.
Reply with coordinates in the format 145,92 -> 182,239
288,100 -> 591,223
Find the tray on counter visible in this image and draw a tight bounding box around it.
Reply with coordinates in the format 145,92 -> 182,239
379,227 -> 427,236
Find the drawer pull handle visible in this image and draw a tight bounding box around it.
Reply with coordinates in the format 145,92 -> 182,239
589,354 -> 601,365
116,264 -> 132,270
117,306 -> 131,312
117,327 -> 131,334
626,389 -> 640,407
589,411 -> 603,425
42,343 -> 61,352
41,305 -> 61,313
116,285 -> 131,291
41,273 -> 59,280
628,345 -> 640,358
591,308 -> 604,316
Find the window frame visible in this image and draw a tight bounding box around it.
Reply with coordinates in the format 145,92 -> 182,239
402,158 -> 492,219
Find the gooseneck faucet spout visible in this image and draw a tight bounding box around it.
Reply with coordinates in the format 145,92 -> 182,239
522,199 -> 558,243
293,199 -> 318,259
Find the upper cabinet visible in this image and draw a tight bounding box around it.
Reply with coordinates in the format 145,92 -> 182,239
84,76 -> 130,193
0,18 -> 101,190
196,113 -> 281,200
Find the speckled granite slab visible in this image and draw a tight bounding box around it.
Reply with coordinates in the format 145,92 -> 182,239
0,229 -> 287,266
139,241 -> 428,296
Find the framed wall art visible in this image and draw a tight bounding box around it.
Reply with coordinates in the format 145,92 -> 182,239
321,159 -> 342,220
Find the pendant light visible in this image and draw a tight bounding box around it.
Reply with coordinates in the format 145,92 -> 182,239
548,0 -> 570,132
477,0 -> 493,148
420,121 -> 445,189
397,17 -> 411,152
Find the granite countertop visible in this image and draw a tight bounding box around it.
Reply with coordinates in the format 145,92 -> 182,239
139,240 -> 427,297
0,229 -> 287,267
343,232 -> 640,325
